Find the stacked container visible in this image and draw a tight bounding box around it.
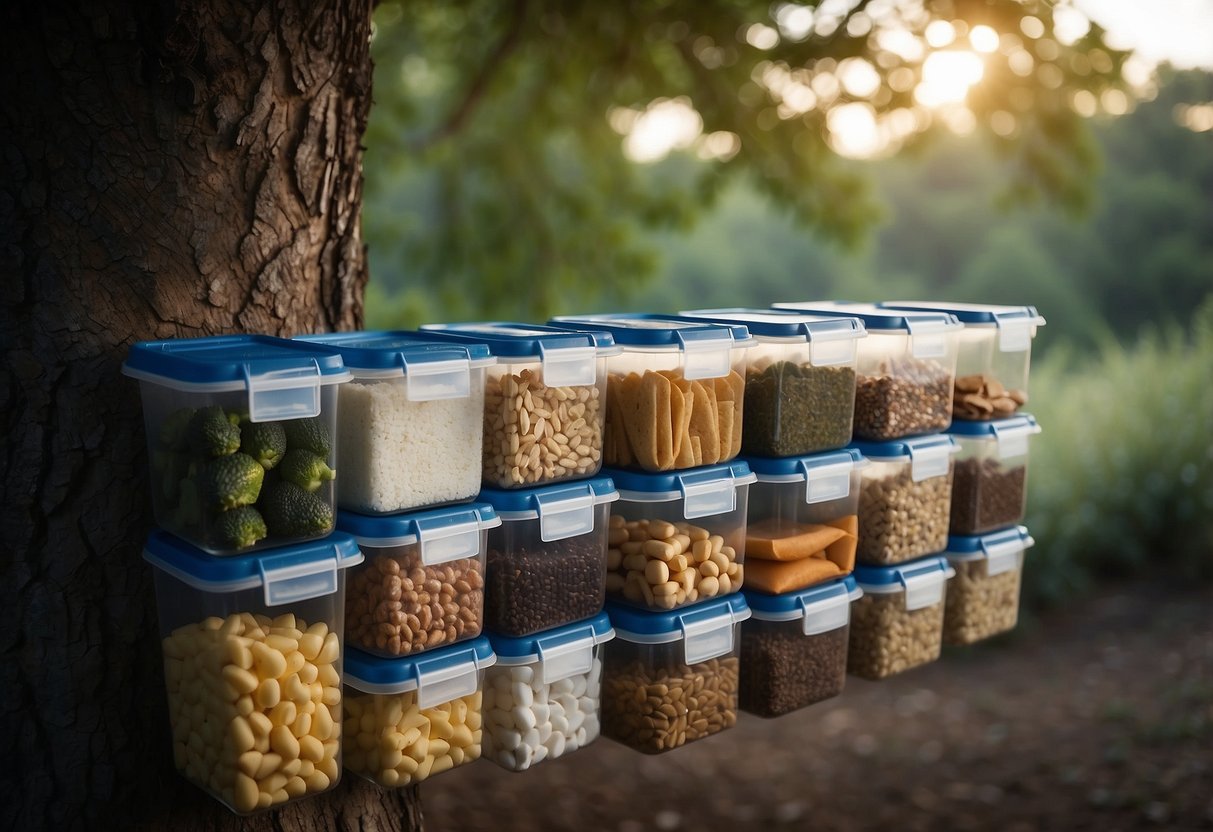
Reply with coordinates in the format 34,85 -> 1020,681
848,556 -> 954,680
877,302 -> 1046,646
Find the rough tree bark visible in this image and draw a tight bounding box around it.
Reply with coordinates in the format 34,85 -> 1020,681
1,1 -> 424,829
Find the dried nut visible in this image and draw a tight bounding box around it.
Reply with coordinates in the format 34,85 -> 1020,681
847,593 -> 945,680
951,373 -> 1027,421
854,358 -> 952,440
950,458 -> 1027,535
857,463 -> 953,565
606,517 -> 741,609
943,559 -> 1023,645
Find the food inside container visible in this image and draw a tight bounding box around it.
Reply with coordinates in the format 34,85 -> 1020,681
943,526 -> 1034,645
848,556 -> 954,680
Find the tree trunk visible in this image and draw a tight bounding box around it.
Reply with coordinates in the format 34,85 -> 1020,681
1,1 -> 423,829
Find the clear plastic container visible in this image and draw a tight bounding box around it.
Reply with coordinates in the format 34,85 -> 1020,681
123,336 -> 350,554
548,315 -> 755,471
342,637 -> 495,787
740,576 -> 863,717
849,556 -> 954,680
419,323 -> 619,488
143,530 -> 364,814
296,332 -> 494,514
483,613 -> 615,771
948,415 -> 1040,535
771,302 -> 963,440
602,596 -> 750,754
944,526 -> 1034,645
674,309 -> 866,455
605,461 -> 756,610
478,478 -> 618,636
743,449 -> 867,593
337,503 -> 501,658
851,435 -> 960,565
880,302 -> 1045,420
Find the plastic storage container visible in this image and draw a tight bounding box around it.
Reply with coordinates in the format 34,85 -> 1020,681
605,461 -> 756,610
419,322 -> 618,488
880,302 -> 1045,420
483,613 -> 615,771
947,415 -> 1040,535
337,503 -> 501,658
851,435 -> 959,565
342,637 -> 495,787
602,595 -> 750,754
743,449 -> 867,594
943,526 -> 1034,645
296,332 -> 494,514
478,478 -> 618,636
771,302 -> 963,440
740,576 -> 863,717
674,308 -> 866,455
144,530 -> 363,814
849,556 -> 954,680
123,335 -> 351,554
548,314 -> 755,472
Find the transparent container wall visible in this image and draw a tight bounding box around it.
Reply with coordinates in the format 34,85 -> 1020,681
952,326 -> 1032,420
336,371 -> 485,514
739,618 -> 850,717
853,330 -> 957,440
152,570 -> 344,814
601,634 -> 740,754
483,505 -> 610,636
949,435 -> 1029,535
743,340 -> 857,456
482,644 -> 604,771
857,459 -> 953,565
744,471 -> 862,592
343,681 -> 483,787
138,381 -> 339,555
847,590 -> 945,680
602,347 -> 748,471
483,358 -> 607,489
346,538 -> 486,657
606,486 -> 750,610
944,558 -> 1023,645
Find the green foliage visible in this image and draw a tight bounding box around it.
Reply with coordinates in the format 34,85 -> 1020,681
1021,300 -> 1213,607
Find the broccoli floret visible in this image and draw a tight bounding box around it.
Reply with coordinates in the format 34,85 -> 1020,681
212,506 -> 268,551
260,481 -> 335,538
278,449 -> 335,493
240,421 -> 287,470
158,407 -> 197,451
201,452 -> 265,511
283,417 -> 332,457
188,406 -> 242,458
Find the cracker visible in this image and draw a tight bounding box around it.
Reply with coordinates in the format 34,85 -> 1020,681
645,371 -> 675,470
670,375 -> 696,468
620,372 -> 659,469
688,381 -> 720,465
716,402 -> 734,462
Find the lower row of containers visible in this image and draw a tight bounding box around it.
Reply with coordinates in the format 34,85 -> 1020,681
145,525 -> 1033,814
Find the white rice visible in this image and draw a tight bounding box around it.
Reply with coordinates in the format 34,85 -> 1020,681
336,378 -> 484,513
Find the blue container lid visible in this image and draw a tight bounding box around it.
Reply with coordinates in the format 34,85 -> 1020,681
489,612 -> 614,663
344,637 -> 496,705
549,314 -> 752,347
674,308 -> 866,342
607,462 -> 755,518
879,301 -> 1046,328
850,435 -> 958,481
296,331 -> 491,372
948,414 -> 1041,437
744,576 -> 862,634
124,335 -> 349,387
743,449 -> 866,505
945,526 -> 1034,575
770,301 -> 962,333
479,477 -> 618,541
419,322 -> 616,387
143,529 -> 363,605
853,555 -> 954,610
337,503 -> 500,564
606,595 -> 750,665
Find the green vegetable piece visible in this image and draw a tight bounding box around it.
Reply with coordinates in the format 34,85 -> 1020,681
158,407 -> 197,451
201,452 -> 265,512
278,449 -> 335,493
283,417 -> 332,457
240,421 -> 288,470
213,506 -> 268,551
260,481 -> 335,538
188,406 -> 242,458
227,409 -> 250,425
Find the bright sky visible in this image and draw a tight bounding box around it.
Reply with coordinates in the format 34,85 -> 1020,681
1078,0 -> 1213,69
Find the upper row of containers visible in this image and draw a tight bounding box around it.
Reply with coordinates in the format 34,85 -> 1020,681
121,302 -> 1042,555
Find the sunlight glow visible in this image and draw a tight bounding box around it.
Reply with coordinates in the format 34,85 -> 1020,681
915,50 -> 985,107
827,103 -> 883,158
1176,103 -> 1213,132
839,58 -> 881,98
925,20 -> 955,48
621,98 -> 703,163
745,23 -> 780,50
969,25 -> 1000,53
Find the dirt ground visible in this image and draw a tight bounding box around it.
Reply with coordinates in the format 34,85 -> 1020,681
420,580 -> 1213,832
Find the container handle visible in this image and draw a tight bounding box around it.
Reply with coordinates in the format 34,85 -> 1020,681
904,318 -> 948,359
675,331 -> 733,380
258,548 -> 339,607
798,459 -> 853,505
899,566 -> 952,611
908,443 -> 954,482
415,514 -> 483,566
401,354 -> 472,401
538,343 -> 597,387
798,591 -> 852,636
243,360 -> 322,422
413,648 -> 483,710
535,631 -> 596,686
677,470 -> 737,519
991,420 -> 1039,461
981,533 -> 1033,576
679,610 -> 735,664
996,318 -> 1033,353
535,489 -> 596,541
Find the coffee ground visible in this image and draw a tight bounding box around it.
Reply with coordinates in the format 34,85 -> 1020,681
950,458 -> 1027,535
740,620 -> 849,717
484,534 -> 606,636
